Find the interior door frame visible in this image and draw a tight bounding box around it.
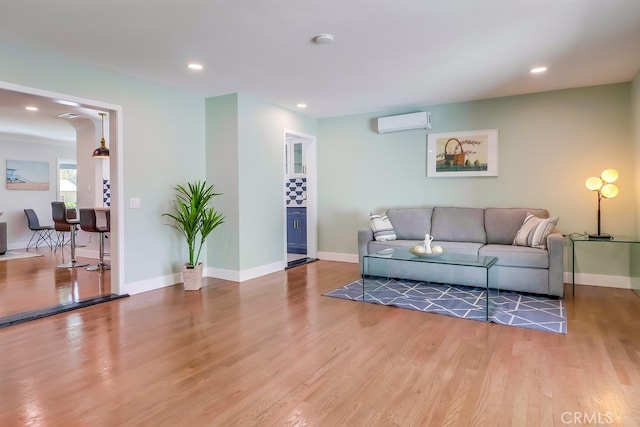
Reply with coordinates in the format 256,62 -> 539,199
283,129 -> 317,261
0,80 -> 124,295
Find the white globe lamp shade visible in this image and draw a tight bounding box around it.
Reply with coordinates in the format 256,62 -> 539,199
600,184 -> 619,199
601,169 -> 619,184
585,176 -> 602,191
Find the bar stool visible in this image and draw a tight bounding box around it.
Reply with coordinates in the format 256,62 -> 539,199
52,202 -> 89,268
52,207 -> 72,248
79,208 -> 110,271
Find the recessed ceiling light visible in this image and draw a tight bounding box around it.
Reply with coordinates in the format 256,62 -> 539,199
25,106 -> 38,111
187,63 -> 204,71
296,103 -> 307,108
312,34 -> 334,44
530,66 -> 547,74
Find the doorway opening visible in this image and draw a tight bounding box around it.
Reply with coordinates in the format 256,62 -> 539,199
284,129 -> 317,269
0,80 -> 123,301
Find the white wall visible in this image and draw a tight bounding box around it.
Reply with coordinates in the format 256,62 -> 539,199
0,137 -> 75,248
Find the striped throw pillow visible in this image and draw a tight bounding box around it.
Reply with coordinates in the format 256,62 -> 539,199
513,214 -> 559,249
369,212 -> 397,241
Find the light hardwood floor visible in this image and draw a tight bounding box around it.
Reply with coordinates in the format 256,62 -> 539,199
0,246 -> 110,318
0,258 -> 639,426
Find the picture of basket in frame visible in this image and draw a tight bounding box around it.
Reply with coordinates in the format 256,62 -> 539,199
444,138 -> 466,166
427,129 -> 498,177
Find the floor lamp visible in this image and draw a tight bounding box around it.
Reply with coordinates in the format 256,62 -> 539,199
585,168 -> 619,240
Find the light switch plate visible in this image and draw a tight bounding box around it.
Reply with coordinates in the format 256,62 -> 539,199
129,197 -> 140,209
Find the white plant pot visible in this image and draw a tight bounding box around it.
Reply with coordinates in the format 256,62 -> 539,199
182,262 -> 203,291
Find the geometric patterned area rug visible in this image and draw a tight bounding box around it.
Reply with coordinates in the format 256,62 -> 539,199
323,278 -> 566,334
0,251 -> 44,262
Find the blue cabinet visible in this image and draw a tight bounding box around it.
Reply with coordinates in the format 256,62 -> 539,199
287,207 -> 307,254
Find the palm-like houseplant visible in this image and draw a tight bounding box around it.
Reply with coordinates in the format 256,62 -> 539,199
164,181 -> 224,290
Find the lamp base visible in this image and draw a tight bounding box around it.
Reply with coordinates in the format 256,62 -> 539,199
588,233 -> 613,240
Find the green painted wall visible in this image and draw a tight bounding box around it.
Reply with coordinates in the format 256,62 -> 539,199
318,84 -> 637,277
206,93 -> 316,272
2,41 -> 638,285
632,71 -> 640,239
206,94 -> 240,271
631,71 -> 640,294
0,42 -> 205,287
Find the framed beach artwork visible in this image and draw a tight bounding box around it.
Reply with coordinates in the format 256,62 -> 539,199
427,129 -> 498,177
5,159 -> 50,190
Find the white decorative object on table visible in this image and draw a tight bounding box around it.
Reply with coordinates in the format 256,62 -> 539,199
432,245 -> 444,254
424,234 -> 434,253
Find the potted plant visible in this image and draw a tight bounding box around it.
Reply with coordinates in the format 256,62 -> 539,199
163,181 -> 224,290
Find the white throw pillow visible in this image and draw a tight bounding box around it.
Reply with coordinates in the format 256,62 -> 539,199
513,214 -> 559,249
369,212 -> 397,242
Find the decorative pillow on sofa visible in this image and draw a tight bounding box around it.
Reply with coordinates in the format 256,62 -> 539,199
369,212 -> 397,241
513,214 -> 559,249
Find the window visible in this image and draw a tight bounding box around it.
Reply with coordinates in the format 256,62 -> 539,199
58,161 -> 77,207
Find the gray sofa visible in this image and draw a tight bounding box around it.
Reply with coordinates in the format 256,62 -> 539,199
358,207 -> 564,297
0,222 -> 6,255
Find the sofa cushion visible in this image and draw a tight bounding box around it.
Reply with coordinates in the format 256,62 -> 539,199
369,212 -> 396,241
432,241 -> 484,256
386,208 -> 433,240
431,207 -> 486,243
479,244 -> 549,269
485,208 -> 549,244
513,214 -> 559,249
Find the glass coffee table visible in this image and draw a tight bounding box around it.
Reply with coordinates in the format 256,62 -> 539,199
362,248 -> 498,321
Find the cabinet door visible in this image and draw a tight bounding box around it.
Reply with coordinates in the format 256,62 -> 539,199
285,141 -> 306,178
298,211 -> 307,249
293,142 -> 303,175
287,208 -> 307,254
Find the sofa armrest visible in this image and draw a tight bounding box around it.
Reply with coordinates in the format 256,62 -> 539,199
547,232 -> 565,297
358,228 -> 373,274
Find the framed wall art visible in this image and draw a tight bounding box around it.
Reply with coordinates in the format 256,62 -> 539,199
6,159 -> 50,190
427,129 -> 498,177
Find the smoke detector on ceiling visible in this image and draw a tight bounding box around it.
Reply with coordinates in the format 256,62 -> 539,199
313,34 -> 334,44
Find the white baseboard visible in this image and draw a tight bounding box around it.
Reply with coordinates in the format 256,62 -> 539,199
75,248 -> 97,259
8,241 -> 30,251
317,251 -> 358,263
563,272 -> 631,289
207,260 -> 287,282
123,272 -> 182,295
6,242 -> 110,261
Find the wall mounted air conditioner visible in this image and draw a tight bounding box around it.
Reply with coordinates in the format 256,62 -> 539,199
377,111 -> 431,134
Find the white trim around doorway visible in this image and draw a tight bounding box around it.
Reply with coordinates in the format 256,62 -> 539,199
283,129 -> 317,264
0,80 -> 124,296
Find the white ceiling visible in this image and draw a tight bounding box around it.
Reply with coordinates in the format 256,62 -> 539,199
0,88 -> 105,145
0,0 -> 639,140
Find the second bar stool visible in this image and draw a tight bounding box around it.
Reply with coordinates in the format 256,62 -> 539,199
79,208 -> 110,271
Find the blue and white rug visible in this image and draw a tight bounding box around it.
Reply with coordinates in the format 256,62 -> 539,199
323,278 -> 566,334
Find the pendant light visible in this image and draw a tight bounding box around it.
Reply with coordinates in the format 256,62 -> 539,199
92,112 -> 110,158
